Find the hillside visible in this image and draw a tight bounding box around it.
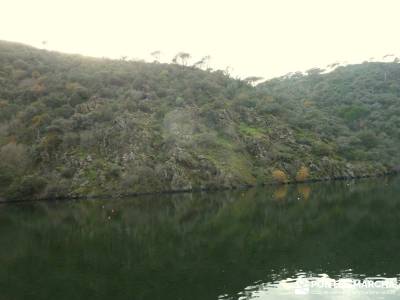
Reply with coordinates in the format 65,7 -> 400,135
0,41 -> 399,201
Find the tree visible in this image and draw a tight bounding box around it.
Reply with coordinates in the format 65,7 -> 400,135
172,52 -> 191,66
306,68 -> 324,76
272,169 -> 288,183
192,55 -> 210,69
296,166 -> 310,182
151,51 -> 161,62
0,143 -> 31,190
0,143 -> 30,172
243,76 -> 263,85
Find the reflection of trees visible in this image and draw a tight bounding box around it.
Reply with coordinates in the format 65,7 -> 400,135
297,184 -> 311,200
0,176 -> 399,299
273,185 -> 288,200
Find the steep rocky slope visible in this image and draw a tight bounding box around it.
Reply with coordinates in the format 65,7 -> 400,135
0,41 -> 398,200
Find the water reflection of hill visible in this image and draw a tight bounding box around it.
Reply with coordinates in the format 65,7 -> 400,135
0,176 -> 399,300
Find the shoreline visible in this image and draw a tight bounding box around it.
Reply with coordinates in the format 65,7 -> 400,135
1,171 -> 398,205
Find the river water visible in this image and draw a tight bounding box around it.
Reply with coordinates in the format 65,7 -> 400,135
1,176 -> 400,299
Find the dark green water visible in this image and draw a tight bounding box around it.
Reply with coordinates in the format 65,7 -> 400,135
1,176 -> 400,299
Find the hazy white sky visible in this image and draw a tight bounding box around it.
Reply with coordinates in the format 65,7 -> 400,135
1,0 -> 400,79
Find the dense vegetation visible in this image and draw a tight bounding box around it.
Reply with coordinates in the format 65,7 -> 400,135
0,40 -> 399,200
